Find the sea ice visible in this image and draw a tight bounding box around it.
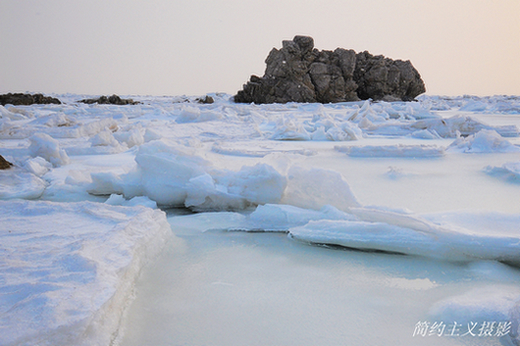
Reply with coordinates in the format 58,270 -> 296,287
268,115 -> 312,141
105,194 -> 158,209
0,200 -> 170,346
335,144 -> 445,157
410,129 -> 441,139
90,129 -> 123,149
0,167 -> 47,200
411,115 -> 519,138
429,285 -> 520,325
447,129 -> 520,153
0,105 -> 26,120
23,156 -> 53,177
175,105 -> 222,123
113,127 -> 144,148
88,140 -> 286,210
29,133 -> 70,167
485,161 -> 520,182
281,166 -> 361,211
199,163 -> 287,210
288,209 -> 520,264
2,93 -> 520,346
244,203 -> 356,231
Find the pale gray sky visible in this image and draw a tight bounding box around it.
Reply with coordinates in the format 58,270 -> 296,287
1,0 -> 519,97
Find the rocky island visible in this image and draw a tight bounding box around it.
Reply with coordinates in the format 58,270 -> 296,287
234,36 -> 425,104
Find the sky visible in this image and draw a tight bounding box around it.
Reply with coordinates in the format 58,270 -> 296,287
1,0 -> 519,97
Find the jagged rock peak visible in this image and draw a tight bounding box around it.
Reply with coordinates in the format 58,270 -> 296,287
234,36 -> 425,104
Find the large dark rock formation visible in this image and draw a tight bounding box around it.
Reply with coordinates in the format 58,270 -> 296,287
234,36 -> 425,104
78,94 -> 140,105
0,93 -> 61,106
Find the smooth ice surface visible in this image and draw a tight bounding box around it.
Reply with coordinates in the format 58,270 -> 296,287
1,94 -> 520,345
119,212 -> 520,346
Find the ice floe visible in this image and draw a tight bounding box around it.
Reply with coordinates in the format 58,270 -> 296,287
447,129 -> 520,153
282,206 -> 520,266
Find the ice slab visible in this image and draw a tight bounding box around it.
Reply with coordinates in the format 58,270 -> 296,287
429,284 -> 520,325
246,204 -> 356,231
281,166 -> 360,211
447,129 -> 520,153
411,115 -> 519,138
169,202 -> 520,265
166,203 -> 356,235
336,144 -> 445,158
428,282 -> 520,344
105,194 -> 158,209
427,283 -> 520,345
88,140 -> 286,211
211,142 -> 314,158
438,95 -> 520,114
263,112 -> 362,141
0,167 -> 47,200
288,208 -> 520,264
174,105 -> 222,123
485,161 -> 520,182
29,133 -> 70,167
0,200 -> 171,346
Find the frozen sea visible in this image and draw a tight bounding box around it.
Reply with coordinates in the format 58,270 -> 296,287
1,94 -> 520,345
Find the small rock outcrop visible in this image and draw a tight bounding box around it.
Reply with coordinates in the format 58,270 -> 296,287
195,95 -> 215,104
234,36 -> 425,104
0,93 -> 61,106
0,155 -> 13,170
78,95 -> 140,105
173,95 -> 216,104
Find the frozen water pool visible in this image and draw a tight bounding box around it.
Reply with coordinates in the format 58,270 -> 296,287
118,212 -> 520,346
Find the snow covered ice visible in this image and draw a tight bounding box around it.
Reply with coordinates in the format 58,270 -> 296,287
1,94 -> 520,345
0,200 -> 170,346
